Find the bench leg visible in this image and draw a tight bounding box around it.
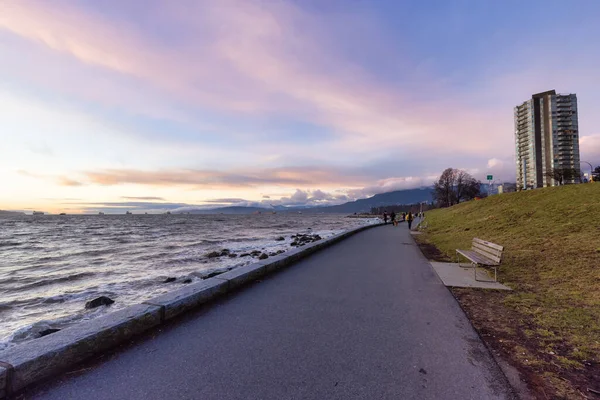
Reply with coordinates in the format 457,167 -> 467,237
474,265 -> 498,283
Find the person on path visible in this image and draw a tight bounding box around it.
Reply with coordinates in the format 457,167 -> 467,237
406,211 -> 414,230
390,211 -> 397,226
383,211 -> 388,225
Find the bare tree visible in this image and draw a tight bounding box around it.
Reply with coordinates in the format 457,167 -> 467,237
433,168 -> 457,207
433,168 -> 481,207
546,167 -> 580,185
546,168 -> 565,185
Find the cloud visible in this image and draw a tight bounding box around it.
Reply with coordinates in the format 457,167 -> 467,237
487,158 -> 504,169
67,201 -> 193,213
57,177 -> 84,187
203,198 -> 248,204
42,198 -> 82,201
121,196 -> 165,201
348,176 -> 434,199
63,166 -> 370,189
27,142 -> 54,156
0,0 -> 512,159
17,169 -> 41,178
290,189 -> 309,203
309,189 -> 330,201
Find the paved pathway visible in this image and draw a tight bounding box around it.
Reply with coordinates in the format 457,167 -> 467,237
27,224 -> 514,400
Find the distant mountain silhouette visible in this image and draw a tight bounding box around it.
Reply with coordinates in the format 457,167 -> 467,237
299,188 -> 434,213
182,188 -> 433,214
0,210 -> 25,215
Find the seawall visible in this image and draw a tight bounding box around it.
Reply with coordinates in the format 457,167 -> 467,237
0,222 -> 383,398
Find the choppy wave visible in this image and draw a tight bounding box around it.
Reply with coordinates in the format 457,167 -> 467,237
0,213 -> 377,350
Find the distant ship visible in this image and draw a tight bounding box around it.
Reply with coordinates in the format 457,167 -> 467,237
98,212 -> 105,215
32,211 -> 44,215
126,211 -> 132,215
59,213 -> 66,216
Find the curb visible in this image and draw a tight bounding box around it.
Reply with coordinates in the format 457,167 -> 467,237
0,222 -> 383,398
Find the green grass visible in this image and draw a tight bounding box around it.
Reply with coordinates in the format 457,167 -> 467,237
418,184 -> 600,384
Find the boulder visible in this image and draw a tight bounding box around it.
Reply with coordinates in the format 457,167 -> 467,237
205,271 -> 225,279
275,236 -> 285,241
250,250 -> 261,256
182,278 -> 192,284
228,253 -> 238,258
39,328 -> 61,337
220,249 -> 230,256
206,251 -> 220,258
276,250 -> 285,254
240,253 -> 251,257
163,277 -> 176,283
85,296 -> 114,309
290,233 -> 322,247
258,253 -> 269,260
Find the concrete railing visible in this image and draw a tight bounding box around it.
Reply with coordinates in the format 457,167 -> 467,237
0,222 -> 383,398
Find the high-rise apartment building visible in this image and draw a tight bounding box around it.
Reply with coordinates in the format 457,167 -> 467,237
514,90 -> 580,189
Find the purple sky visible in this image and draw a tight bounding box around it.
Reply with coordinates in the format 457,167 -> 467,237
1,0 -> 599,213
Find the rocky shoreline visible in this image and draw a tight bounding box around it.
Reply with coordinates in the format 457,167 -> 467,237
35,232 -> 328,339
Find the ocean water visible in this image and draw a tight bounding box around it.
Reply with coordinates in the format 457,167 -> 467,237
0,213 -> 377,350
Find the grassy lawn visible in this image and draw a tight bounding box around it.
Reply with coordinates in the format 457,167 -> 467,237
415,183 -> 600,398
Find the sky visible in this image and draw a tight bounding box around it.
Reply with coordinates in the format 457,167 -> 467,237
1,0 -> 599,213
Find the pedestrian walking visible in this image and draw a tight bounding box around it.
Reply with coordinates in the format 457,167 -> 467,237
383,211 -> 388,225
390,211 -> 397,226
406,211 -> 414,230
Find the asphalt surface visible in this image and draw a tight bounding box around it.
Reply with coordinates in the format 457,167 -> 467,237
27,223 -> 514,400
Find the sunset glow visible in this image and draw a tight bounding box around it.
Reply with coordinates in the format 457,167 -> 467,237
1,0 -> 599,213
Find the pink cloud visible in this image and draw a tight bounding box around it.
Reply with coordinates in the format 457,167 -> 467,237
66,166 -> 371,189
0,0 -> 511,157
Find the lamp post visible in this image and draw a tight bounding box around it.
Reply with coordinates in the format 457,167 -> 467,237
581,161 -> 594,182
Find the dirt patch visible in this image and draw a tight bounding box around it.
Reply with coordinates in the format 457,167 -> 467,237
451,288 -> 600,399
415,239 -> 452,262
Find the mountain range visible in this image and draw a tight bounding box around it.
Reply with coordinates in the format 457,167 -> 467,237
183,188 -> 434,214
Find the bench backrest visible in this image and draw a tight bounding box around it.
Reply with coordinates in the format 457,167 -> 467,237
471,238 -> 504,263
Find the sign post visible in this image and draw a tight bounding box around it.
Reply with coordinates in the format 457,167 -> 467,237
487,175 -> 493,196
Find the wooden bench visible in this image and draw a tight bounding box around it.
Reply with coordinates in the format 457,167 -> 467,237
456,238 -> 504,282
